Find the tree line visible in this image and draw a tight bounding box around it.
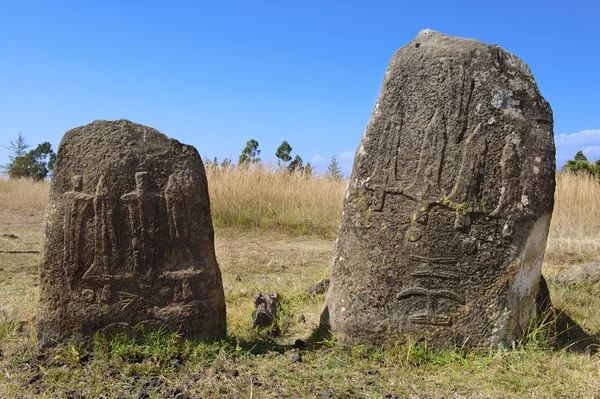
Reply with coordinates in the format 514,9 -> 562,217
204,138 -> 344,181
2,134 -> 345,181
562,150 -> 600,179
4,133 -> 599,184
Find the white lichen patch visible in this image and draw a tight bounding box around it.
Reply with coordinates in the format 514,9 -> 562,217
509,78 -> 536,98
374,102 -> 381,117
357,143 -> 366,157
491,90 -> 523,119
491,214 -> 551,346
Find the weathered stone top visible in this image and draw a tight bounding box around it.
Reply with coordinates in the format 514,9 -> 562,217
355,29 -> 554,220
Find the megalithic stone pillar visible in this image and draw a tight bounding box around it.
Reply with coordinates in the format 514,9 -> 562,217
321,30 -> 555,349
37,119 -> 226,347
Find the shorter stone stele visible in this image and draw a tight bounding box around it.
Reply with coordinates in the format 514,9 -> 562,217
37,119 -> 226,347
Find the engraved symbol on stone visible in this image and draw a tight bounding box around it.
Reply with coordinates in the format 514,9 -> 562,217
100,284 -> 112,303
83,176 -> 120,280
366,107 -> 457,212
397,287 -> 465,326
397,109 -> 447,197
121,172 -> 162,277
182,280 -> 194,301
408,255 -> 460,279
397,255 -> 465,326
160,269 -> 202,303
165,174 -> 190,241
81,288 -> 95,303
364,129 -> 408,212
117,291 -> 140,311
365,169 -> 406,212
62,175 -> 93,285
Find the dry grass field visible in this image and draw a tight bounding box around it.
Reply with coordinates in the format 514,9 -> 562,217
206,165 -> 346,237
0,170 -> 599,398
546,172 -> 600,264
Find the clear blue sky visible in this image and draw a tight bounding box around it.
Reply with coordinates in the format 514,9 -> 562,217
1,0 -> 598,175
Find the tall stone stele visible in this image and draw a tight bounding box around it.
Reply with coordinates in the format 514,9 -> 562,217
321,30 -> 555,348
37,120 -> 226,347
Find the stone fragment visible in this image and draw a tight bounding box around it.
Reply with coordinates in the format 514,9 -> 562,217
321,30 -> 555,348
544,263 -> 600,285
37,119 -> 226,347
287,353 -> 302,362
251,292 -> 278,328
305,278 -> 330,295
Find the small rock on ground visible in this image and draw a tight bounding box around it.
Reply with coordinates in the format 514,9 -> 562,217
544,263 -> 600,285
305,278 -> 330,295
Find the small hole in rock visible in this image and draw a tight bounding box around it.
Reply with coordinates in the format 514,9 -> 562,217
415,42 -> 421,48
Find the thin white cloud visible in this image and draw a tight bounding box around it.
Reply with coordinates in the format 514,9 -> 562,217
311,154 -> 324,164
581,145 -> 600,159
339,150 -> 355,160
555,129 -> 600,168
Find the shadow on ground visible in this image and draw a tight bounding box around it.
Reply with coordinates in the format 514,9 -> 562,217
553,309 -> 600,354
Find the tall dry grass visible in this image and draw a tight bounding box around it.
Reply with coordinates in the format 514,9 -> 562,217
545,172 -> 600,264
0,178 -> 49,212
1,169 -> 598,263
206,165 -> 346,236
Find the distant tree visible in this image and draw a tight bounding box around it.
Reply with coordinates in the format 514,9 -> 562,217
303,162 -> 315,178
221,157 -> 233,169
275,141 -> 292,167
288,155 -> 303,174
325,156 -> 343,181
563,150 -> 600,179
2,134 -> 56,180
3,133 -> 30,178
238,139 -> 261,164
28,142 -> 56,180
203,156 -> 219,170
574,150 -> 588,162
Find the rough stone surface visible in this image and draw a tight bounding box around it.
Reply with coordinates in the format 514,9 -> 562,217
321,30 -> 555,348
251,292 -> 278,328
37,119 -> 226,347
